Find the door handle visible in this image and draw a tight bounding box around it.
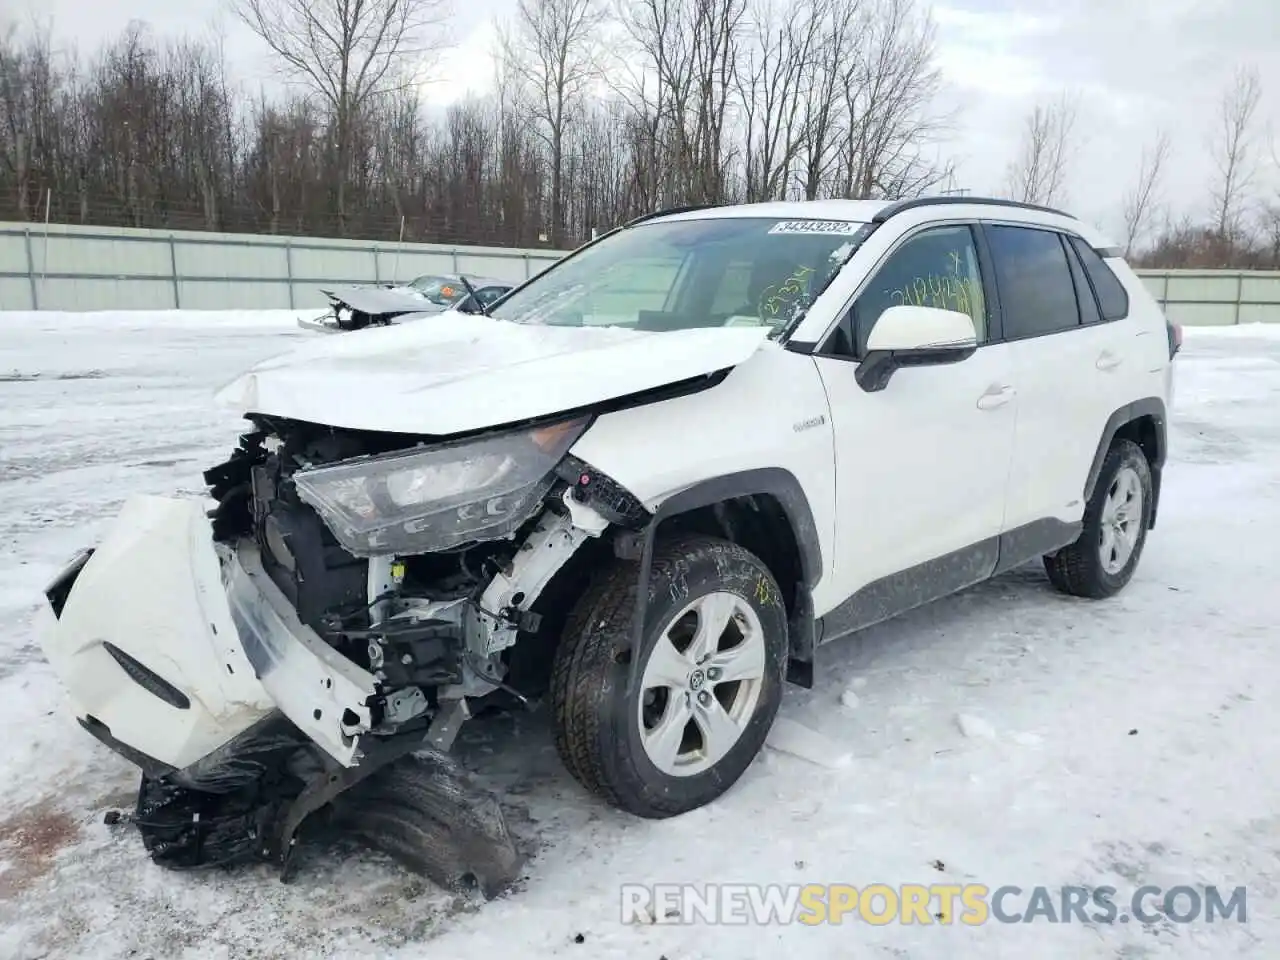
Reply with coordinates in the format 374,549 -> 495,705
1096,351 -> 1123,371
976,384 -> 1015,410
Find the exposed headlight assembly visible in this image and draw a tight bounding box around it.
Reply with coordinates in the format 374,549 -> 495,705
292,417 -> 590,557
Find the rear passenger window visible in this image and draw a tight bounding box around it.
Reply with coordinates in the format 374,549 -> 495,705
986,225 -> 1079,339
1068,236 -> 1130,320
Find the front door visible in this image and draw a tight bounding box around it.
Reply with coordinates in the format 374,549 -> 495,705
812,222 -> 1018,628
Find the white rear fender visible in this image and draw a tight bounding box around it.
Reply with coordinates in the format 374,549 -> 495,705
39,496 -> 276,771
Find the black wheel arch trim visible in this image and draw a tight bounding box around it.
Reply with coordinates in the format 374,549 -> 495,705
622,467 -> 824,693
1083,397 -> 1167,527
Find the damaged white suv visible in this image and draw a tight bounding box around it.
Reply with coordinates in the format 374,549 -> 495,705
39,196 -> 1177,895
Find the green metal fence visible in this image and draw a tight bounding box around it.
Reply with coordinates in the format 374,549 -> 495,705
1136,270 -> 1280,326
4,221 -> 1279,324
0,222 -> 563,311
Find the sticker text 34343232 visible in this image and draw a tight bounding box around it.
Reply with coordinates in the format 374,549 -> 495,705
768,220 -> 863,236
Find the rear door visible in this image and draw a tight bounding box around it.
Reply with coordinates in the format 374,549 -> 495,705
984,222 -> 1127,534
1066,235 -> 1169,411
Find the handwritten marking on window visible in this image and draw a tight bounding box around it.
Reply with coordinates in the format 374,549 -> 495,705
888,272 -> 982,321
761,265 -> 816,321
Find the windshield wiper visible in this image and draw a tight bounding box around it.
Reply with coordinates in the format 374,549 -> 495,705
456,275 -> 489,316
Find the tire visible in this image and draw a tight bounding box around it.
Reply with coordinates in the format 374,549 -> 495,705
549,534 -> 788,819
1044,438 -> 1153,599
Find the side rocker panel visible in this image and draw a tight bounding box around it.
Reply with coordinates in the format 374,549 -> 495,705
814,517 -> 1083,647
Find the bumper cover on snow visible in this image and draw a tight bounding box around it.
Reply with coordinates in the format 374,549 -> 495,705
38,495 -> 376,772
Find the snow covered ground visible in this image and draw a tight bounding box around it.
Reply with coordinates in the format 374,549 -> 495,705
1,312 -> 1278,959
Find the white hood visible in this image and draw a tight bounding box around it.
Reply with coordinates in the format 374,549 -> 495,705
323,284 -> 446,316
216,315 -> 770,434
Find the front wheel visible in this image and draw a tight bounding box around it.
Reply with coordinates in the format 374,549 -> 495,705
1044,438 -> 1153,599
550,535 -> 788,818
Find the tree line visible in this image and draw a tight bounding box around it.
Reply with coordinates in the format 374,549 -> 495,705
0,1 -> 1275,268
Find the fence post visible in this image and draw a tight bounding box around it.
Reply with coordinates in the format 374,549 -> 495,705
168,234 -> 181,308
374,244 -> 381,283
451,248 -> 459,273
1235,273 -> 1244,325
523,252 -> 530,280
1161,273 -> 1169,310
23,227 -> 39,309
285,237 -> 295,309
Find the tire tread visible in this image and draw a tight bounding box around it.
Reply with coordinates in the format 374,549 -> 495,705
549,534 -> 785,817
1044,438 -> 1152,599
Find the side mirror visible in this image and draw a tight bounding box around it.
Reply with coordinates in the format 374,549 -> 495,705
856,304 -> 979,393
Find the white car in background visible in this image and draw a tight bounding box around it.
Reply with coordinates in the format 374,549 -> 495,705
301,273 -> 514,332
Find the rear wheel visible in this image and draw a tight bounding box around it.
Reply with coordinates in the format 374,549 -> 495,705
1044,438 -> 1153,599
550,535 -> 788,818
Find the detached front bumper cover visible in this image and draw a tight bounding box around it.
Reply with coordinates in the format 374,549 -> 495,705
38,495 -> 524,894
38,495 -> 377,773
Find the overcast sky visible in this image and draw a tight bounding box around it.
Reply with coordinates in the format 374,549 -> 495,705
16,0 -> 1280,241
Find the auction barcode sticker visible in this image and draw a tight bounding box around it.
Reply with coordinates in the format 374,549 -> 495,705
768,220 -> 863,236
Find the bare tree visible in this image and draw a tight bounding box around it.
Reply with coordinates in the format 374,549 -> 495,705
733,0 -> 818,202
499,0 -> 606,245
1003,90 -> 1080,206
1258,202 -> 1280,268
794,0 -> 855,200
837,0 -> 952,200
1207,65 -> 1263,239
2,12 -> 978,247
1121,128 -> 1171,257
229,0 -> 451,230
618,0 -> 747,205
1268,137 -> 1280,266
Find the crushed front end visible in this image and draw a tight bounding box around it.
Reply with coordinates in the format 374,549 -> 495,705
37,412 -> 649,895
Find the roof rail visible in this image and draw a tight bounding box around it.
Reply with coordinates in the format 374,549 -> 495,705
871,195 -> 1076,223
624,204 -> 723,227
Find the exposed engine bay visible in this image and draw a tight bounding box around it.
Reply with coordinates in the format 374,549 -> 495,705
202,414 -> 648,740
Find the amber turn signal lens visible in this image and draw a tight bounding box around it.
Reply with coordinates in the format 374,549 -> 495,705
531,418 -> 587,452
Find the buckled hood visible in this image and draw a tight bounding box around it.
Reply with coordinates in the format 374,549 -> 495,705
216,314 -> 771,435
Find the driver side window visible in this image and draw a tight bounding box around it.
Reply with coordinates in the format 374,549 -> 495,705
849,225 -> 988,356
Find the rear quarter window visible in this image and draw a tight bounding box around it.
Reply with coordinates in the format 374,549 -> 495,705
1068,236 -> 1130,320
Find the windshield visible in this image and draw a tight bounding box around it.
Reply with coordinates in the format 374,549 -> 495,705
488,217 -> 874,336
408,276 -> 469,304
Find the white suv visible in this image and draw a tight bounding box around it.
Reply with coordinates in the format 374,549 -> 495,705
38,196 -> 1176,895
